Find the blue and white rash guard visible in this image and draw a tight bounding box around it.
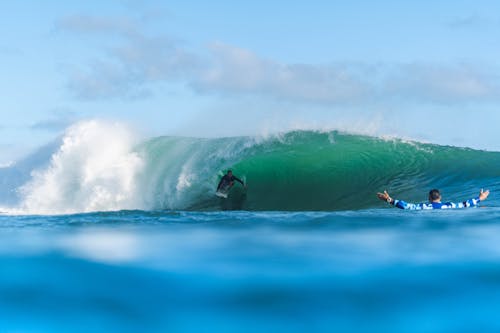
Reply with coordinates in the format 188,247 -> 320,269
392,197 -> 481,210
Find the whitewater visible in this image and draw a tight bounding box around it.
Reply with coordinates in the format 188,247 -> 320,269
2,120 -> 500,332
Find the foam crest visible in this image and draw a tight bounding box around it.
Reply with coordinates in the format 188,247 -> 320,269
19,120 -> 144,214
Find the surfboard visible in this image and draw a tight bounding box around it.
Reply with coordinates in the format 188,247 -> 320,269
215,184 -> 230,198
215,190 -> 228,198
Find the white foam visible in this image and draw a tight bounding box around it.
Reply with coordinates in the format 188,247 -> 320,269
18,120 -> 144,214
176,170 -> 194,192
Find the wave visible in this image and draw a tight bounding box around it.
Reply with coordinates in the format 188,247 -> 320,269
10,121 -> 143,214
1,120 -> 500,214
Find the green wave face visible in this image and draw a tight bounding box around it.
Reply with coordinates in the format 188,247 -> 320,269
138,131 -> 500,211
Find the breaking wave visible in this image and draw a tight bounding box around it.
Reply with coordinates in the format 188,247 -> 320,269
1,120 -> 499,214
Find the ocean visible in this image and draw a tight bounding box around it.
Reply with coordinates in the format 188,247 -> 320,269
1,121 -> 500,332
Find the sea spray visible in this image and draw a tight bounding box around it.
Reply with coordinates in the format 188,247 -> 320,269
18,120 -> 144,214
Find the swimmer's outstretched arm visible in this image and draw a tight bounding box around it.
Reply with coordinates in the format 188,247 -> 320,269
455,189 -> 491,208
377,190 -> 420,210
432,189 -> 489,208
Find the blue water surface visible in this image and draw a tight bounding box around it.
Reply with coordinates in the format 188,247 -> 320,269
2,208 -> 500,333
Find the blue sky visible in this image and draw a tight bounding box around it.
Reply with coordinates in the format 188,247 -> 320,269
2,0 -> 500,163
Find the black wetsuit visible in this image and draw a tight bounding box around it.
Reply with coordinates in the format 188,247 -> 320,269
217,174 -> 244,191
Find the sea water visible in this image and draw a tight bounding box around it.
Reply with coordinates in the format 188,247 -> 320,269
1,121 -> 500,332
3,209 -> 500,332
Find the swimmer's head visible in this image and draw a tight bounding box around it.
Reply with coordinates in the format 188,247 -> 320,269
429,189 -> 441,202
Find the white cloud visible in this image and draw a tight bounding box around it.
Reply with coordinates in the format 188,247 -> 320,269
192,42 -> 372,104
57,15 -> 199,99
385,63 -> 499,103
56,15 -> 500,106
67,59 -> 150,100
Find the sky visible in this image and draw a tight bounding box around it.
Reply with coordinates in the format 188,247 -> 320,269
2,0 -> 500,163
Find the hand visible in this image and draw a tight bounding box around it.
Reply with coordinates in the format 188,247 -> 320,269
479,189 -> 490,201
377,190 -> 392,203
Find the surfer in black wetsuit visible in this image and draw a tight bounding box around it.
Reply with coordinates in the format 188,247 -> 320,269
217,170 -> 245,192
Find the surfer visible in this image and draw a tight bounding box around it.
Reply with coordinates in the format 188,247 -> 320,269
377,188 -> 490,210
217,170 -> 245,192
